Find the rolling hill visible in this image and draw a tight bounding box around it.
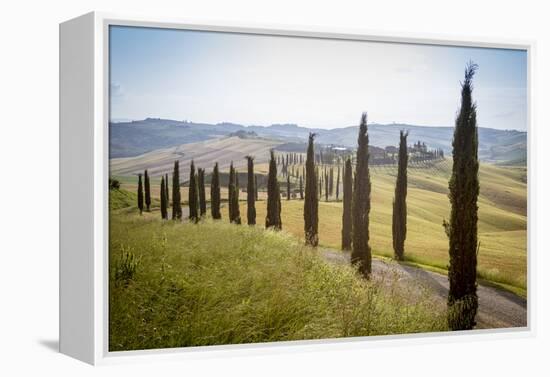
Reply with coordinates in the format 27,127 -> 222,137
110,118 -> 526,164
110,135 -> 283,178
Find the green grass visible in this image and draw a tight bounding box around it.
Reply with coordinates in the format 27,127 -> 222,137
109,211 -> 447,351
109,188 -> 137,210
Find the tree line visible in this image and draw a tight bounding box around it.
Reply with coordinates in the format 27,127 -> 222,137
134,62 -> 479,330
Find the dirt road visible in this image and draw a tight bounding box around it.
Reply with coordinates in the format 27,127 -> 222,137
321,248 -> 527,329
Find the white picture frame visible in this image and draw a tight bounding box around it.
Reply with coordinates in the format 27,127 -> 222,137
59,11 -> 535,365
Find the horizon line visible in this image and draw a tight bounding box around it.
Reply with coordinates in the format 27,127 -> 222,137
109,116 -> 527,133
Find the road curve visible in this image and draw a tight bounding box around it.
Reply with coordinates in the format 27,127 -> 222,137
320,248 -> 527,329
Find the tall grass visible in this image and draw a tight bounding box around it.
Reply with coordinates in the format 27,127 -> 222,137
109,212 -> 447,351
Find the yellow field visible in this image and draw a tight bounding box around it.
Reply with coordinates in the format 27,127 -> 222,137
221,160 -> 527,291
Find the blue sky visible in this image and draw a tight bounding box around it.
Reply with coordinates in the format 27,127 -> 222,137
109,25 -> 527,131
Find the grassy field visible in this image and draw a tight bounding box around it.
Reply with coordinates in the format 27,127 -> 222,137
109,209 -> 446,351
114,158 -> 527,293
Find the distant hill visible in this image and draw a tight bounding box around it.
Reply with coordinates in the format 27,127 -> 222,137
110,118 -> 526,164
110,136 -> 283,178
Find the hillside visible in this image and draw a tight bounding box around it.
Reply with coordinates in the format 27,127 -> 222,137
109,212 -> 446,351
113,158 -> 527,292
110,136 -> 283,178
109,118 -> 526,164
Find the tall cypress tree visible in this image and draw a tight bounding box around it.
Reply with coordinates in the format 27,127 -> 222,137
265,150 -> 282,230
304,133 -> 318,246
392,130 -> 409,261
228,162 -> 241,224
329,167 -> 334,196
299,175 -> 304,200
234,170 -> 241,224
137,173 -> 144,215
165,173 -> 170,217
254,174 -> 259,201
144,169 -> 151,211
228,162 -> 236,222
319,172 -> 323,198
188,160 -> 199,223
351,113 -> 372,278
287,174 -> 291,200
336,164 -> 340,200
341,157 -> 353,250
160,176 -> 167,219
325,171 -> 329,201
165,173 -> 169,205
172,161 -> 181,220
445,62 -> 480,330
198,168 -> 206,217
211,162 -> 221,219
246,156 -> 256,225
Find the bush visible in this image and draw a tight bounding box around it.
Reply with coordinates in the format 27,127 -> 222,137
112,246 -> 140,286
109,178 -> 121,190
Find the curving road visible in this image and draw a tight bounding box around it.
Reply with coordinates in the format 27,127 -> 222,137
320,248 -> 527,329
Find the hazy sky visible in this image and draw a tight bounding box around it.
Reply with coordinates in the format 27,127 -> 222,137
109,25 -> 527,131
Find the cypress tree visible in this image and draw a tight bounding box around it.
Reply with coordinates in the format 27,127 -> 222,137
392,130 -> 409,261
304,133 -> 318,246
351,113 -> 372,278
254,174 -> 259,201
228,162 -> 235,222
198,168 -> 206,217
246,156 -> 256,225
160,176 -> 167,219
341,157 -> 353,250
265,150 -> 282,230
211,162 -> 221,219
299,175 -> 304,200
336,165 -> 340,200
188,160 -> 199,223
164,174 -> 170,206
137,173 -> 144,215
234,170 -> 241,224
287,174 -> 291,200
319,171 -> 323,198
325,171 -> 329,201
172,161 -> 181,220
144,169 -> 151,211
165,173 -> 170,213
228,162 -> 241,224
445,62 -> 480,330
329,167 -> 334,196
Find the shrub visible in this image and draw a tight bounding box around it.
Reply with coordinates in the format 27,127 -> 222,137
113,246 -> 140,286
109,178 -> 121,190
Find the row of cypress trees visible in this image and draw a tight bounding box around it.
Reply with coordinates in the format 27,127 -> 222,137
147,157 -> 264,226
307,63 -> 480,330
135,62 -> 479,331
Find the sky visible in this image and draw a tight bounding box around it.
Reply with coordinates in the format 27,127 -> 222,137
109,25 -> 527,131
